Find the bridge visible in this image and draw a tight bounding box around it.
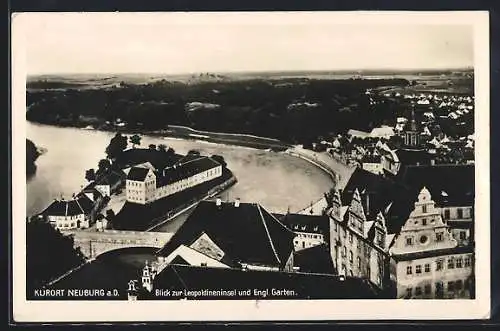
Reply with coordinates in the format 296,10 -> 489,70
69,229 -> 173,259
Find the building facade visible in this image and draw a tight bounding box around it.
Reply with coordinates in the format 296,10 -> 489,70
126,156 -> 222,205
328,184 -> 474,299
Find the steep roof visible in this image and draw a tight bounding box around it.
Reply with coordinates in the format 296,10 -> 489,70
152,264 -> 381,299
341,168 -> 415,234
275,213 -> 329,235
293,244 -> 335,275
126,167 -> 150,181
157,200 -> 295,269
397,164 -> 474,207
41,194 -> 94,217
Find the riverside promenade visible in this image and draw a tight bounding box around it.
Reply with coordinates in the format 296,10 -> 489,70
286,146 -> 356,215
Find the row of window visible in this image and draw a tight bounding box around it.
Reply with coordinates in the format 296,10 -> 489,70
406,279 -> 469,297
406,256 -> 472,275
405,231 -> 446,246
443,208 -> 469,220
296,233 -> 322,239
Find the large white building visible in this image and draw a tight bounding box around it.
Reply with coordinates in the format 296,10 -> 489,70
125,155 -> 222,204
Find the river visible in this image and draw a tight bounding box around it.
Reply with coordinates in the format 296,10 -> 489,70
26,122 -> 334,231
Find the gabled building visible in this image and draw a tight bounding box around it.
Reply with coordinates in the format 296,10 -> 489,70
156,199 -> 296,273
40,194 -> 95,230
328,167 -> 474,299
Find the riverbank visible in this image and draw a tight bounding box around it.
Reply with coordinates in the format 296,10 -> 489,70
285,146 -> 356,191
27,120 -> 292,151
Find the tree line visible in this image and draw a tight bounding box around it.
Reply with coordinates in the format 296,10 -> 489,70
26,78 -> 410,144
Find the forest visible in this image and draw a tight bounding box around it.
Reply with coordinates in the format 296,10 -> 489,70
26,77 -> 410,144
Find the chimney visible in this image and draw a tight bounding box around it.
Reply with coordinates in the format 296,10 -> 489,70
216,198 -> 222,207
234,198 -> 240,208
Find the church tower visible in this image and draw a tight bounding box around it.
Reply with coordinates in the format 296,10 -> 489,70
404,107 -> 420,148
141,261 -> 153,292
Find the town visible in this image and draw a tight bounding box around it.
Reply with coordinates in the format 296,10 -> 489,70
28,79 -> 475,301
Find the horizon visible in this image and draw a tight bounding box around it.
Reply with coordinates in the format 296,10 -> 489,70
27,66 -> 474,79
15,12 -> 475,75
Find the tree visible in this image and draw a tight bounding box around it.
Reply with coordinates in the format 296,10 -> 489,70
211,154 -> 227,168
149,144 -> 157,150
85,169 -> 96,182
129,134 -> 142,148
105,132 -> 128,160
97,159 -> 111,174
26,219 -> 86,296
167,147 -> 176,156
157,144 -> 167,152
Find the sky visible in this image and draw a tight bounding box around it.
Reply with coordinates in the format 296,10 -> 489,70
14,12 -> 476,75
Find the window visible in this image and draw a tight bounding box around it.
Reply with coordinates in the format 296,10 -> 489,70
415,287 -> 422,296
406,287 -> 412,298
447,281 -> 455,292
424,264 -> 430,273
422,205 -> 427,213
349,251 -> 353,264
422,219 -> 427,226
406,236 -> 414,246
357,257 -> 361,269
343,246 -> 347,257
464,256 -> 471,267
349,233 -> 353,243
416,265 -> 422,274
456,257 -> 463,268
444,209 -> 450,219
424,284 -> 431,295
459,231 -> 467,240
448,258 -> 455,269
436,232 -> 444,242
406,266 -> 413,275
457,208 -> 463,219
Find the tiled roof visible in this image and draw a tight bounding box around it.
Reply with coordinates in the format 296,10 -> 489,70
293,244 -> 335,275
126,167 -> 150,181
157,156 -> 220,187
274,213 -> 329,235
157,200 -> 295,269
397,164 -> 474,207
41,194 -> 95,217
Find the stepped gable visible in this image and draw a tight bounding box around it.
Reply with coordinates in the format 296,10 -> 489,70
157,200 -> 295,269
340,167 -> 415,234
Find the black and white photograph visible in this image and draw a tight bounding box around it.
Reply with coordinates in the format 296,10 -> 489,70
12,11 -> 490,321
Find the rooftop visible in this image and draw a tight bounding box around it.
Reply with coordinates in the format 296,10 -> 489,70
157,200 -> 295,269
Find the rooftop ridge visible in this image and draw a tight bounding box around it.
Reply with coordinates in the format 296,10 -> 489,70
256,204 -> 281,265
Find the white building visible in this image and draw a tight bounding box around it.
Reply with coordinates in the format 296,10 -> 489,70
41,195 -> 95,230
126,155 -> 223,204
